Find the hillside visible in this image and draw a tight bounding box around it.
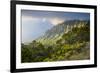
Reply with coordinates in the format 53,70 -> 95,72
37,20 -> 89,45
21,20 -> 90,63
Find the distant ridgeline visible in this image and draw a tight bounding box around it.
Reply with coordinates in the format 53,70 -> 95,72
21,20 -> 90,62
37,20 -> 90,45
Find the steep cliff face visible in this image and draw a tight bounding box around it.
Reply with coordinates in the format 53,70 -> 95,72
37,20 -> 89,45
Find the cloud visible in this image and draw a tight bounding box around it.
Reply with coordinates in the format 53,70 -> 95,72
49,18 -> 65,25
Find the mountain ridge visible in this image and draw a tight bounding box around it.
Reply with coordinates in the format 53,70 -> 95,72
36,20 -> 89,45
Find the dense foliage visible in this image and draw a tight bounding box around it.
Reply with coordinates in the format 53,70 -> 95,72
21,20 -> 90,63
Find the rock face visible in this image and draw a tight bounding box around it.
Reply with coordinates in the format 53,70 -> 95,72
37,20 -> 89,45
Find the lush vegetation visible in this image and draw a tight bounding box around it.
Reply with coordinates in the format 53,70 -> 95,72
21,20 -> 90,63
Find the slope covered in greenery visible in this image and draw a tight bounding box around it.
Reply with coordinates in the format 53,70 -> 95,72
36,20 -> 89,45
21,20 -> 90,63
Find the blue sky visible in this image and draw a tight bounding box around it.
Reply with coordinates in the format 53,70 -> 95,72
21,10 -> 90,43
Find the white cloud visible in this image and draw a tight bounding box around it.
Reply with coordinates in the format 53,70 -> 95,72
49,18 -> 65,25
